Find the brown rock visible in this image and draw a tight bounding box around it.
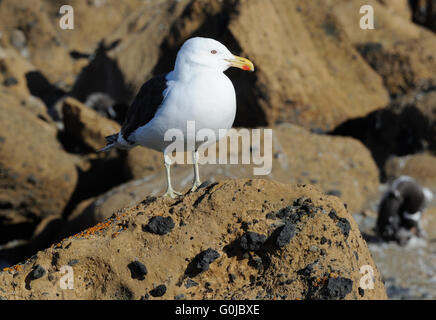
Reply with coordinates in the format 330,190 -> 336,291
123,147 -> 162,180
0,179 -> 387,300
385,153 -> 436,190
53,0 -> 144,54
332,0 -> 436,97
333,83 -> 436,171
106,0 -> 191,95
228,0 -> 389,129
0,0 -> 144,90
62,97 -> 121,152
377,0 -> 412,20
0,87 -> 53,125
422,206 -> 436,239
0,0 -> 75,86
0,91 -> 78,229
0,46 -> 36,95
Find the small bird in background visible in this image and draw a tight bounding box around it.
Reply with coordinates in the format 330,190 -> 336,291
376,175 -> 433,245
99,37 -> 254,198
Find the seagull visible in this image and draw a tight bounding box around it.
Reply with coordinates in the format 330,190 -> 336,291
99,37 -> 254,198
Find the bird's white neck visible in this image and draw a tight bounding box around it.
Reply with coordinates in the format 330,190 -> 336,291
173,56 -> 221,82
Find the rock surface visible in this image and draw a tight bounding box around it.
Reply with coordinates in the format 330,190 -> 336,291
332,0 -> 436,97
0,179 -> 387,300
0,0 -> 75,87
0,90 -> 78,242
228,0 -> 389,129
62,97 -> 121,152
332,82 -> 436,175
123,147 -> 162,181
105,0 -> 191,96
385,153 -> 436,191
0,46 -> 36,96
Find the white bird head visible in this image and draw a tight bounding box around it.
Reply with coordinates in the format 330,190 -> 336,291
174,37 -> 254,73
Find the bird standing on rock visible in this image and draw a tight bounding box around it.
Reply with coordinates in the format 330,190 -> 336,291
99,37 -> 254,198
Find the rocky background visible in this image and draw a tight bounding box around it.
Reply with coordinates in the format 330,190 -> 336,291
0,0 -> 435,300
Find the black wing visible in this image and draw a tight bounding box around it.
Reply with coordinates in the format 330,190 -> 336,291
121,73 -> 168,142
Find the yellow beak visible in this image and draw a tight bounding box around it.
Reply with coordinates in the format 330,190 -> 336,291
226,55 -> 255,72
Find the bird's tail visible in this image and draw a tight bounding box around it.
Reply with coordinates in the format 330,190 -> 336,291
97,133 -> 119,153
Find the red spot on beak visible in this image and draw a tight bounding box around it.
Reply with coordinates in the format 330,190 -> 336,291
242,65 -> 251,71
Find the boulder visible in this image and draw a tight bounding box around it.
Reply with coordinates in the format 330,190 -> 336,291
62,97 -> 121,152
0,46 -> 36,96
0,179 -> 387,300
385,153 -> 436,191
0,90 -> 78,240
331,0 -> 436,97
51,0 -> 144,54
332,83 -> 436,174
123,147 -> 163,180
227,0 -> 389,129
106,0 -> 191,95
0,86 -> 53,125
377,0 -> 412,20
0,0 -> 75,86
0,0 -> 144,88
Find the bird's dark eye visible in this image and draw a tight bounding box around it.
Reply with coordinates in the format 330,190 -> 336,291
211,50 -> 217,54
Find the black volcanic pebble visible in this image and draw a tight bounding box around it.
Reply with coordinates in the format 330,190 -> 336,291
324,277 -> 353,300
198,181 -> 211,189
68,259 -> 78,266
128,261 -> 148,280
29,265 -> 46,280
185,279 -> 199,288
141,196 -> 157,206
276,206 -> 292,219
297,260 -> 318,277
3,77 -> 18,86
143,216 -> 175,235
195,249 -> 220,272
186,248 -> 220,277
336,218 -> 351,238
275,222 -> 296,248
150,285 -> 167,297
240,232 -> 267,251
326,189 -> 342,197
328,209 -> 351,238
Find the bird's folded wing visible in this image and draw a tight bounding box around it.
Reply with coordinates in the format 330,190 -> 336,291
121,73 -> 169,143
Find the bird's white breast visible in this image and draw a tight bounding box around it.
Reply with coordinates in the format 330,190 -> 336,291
133,71 -> 236,152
